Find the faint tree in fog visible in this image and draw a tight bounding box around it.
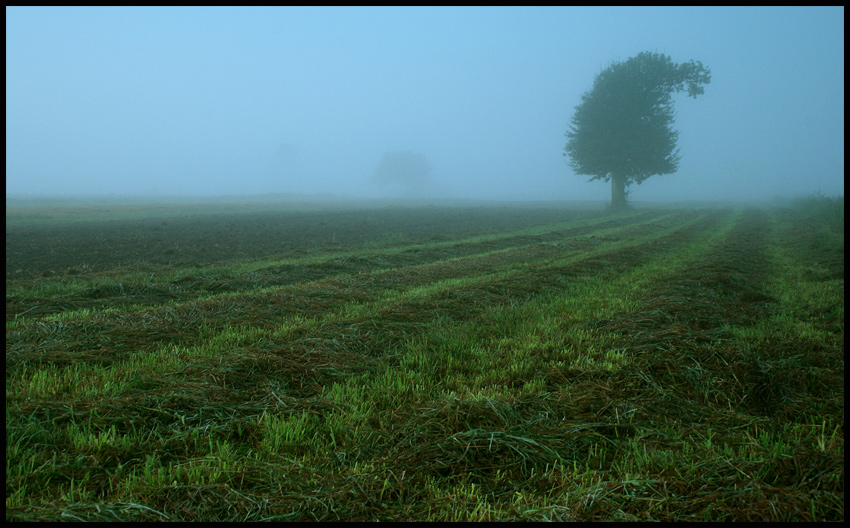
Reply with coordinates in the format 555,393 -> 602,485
372,151 -> 432,193
564,51 -> 711,209
272,142 -> 303,191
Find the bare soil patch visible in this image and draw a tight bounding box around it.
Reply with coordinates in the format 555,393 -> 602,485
6,205 -> 594,280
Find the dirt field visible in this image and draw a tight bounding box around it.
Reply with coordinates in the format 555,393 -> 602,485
6,199 -> 844,521
6,204 -> 596,280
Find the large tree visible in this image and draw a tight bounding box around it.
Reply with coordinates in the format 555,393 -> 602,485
372,150 -> 432,192
564,52 -> 710,208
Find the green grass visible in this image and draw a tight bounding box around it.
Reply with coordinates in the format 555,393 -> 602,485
6,203 -> 843,521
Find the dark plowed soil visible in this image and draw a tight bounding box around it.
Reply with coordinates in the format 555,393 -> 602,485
6,206 -> 591,280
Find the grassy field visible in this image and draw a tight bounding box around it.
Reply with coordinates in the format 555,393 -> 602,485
5,198 -> 844,521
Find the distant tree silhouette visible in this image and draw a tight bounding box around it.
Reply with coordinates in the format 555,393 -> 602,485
565,52 -> 710,209
372,151 -> 431,191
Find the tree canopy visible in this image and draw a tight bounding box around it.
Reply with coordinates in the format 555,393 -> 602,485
372,151 -> 432,191
564,52 -> 710,208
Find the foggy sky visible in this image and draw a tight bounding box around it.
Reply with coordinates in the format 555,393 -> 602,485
5,6 -> 844,202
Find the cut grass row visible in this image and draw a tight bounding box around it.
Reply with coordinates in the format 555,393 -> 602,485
6,209 -> 709,368
6,208 -> 658,318
6,205 -> 843,521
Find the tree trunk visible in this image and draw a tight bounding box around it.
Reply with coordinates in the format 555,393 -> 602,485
610,174 -> 627,209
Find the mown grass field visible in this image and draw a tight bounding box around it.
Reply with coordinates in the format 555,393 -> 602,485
5,198 -> 844,521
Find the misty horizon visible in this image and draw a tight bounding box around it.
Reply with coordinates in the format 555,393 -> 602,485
5,7 -> 845,203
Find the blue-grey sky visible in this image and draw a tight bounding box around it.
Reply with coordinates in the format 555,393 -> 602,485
5,6 -> 844,201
